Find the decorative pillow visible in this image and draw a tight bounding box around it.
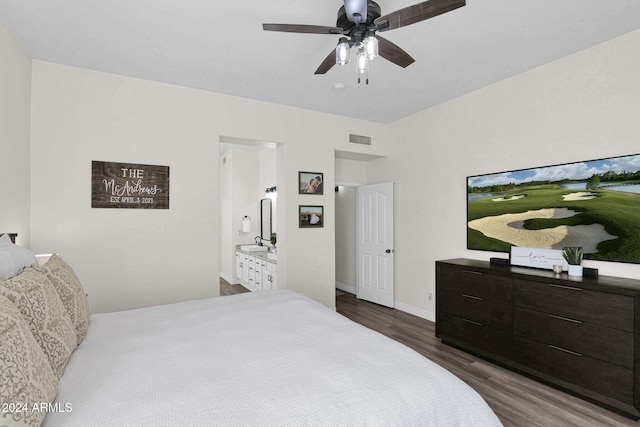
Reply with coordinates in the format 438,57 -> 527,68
0,293 -> 58,427
0,233 -> 13,246
0,267 -> 77,378
0,236 -> 37,281
41,254 -> 90,345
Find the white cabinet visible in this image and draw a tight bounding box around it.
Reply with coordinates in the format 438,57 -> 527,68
254,259 -> 264,290
263,261 -> 277,290
235,252 -> 249,283
235,250 -> 277,292
247,256 -> 256,289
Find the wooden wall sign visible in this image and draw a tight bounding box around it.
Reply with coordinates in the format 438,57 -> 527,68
91,161 -> 169,209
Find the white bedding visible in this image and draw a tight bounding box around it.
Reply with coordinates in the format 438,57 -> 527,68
44,290 -> 501,426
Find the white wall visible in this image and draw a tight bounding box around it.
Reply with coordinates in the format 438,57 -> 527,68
28,60 -> 391,312
231,149 -> 261,247
334,158 -> 368,292
0,18 -> 31,246
369,29 -> 640,319
219,150 -> 233,283
335,186 -> 357,292
18,24 -> 640,318
259,147 -> 277,237
219,147 -> 262,284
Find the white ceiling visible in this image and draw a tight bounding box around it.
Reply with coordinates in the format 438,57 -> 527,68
2,0 -> 640,123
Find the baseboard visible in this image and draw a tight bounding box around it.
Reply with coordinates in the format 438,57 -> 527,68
336,282 -> 435,322
220,272 -> 239,285
336,282 -> 356,294
394,301 -> 435,322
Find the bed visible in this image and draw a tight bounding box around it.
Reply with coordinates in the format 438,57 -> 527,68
0,238 -> 502,426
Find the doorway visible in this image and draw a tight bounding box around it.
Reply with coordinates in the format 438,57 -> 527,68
219,136 -> 278,286
334,151 -> 393,306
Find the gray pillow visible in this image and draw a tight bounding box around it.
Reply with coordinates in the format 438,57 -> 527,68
0,234 -> 37,280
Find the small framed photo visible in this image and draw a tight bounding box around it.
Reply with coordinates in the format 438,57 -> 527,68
299,205 -> 324,228
299,171 -> 323,195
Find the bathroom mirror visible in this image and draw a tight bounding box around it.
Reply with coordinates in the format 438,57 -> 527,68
260,198 -> 272,241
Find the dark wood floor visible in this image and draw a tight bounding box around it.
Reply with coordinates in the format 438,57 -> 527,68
220,279 -> 251,296
220,280 -> 637,426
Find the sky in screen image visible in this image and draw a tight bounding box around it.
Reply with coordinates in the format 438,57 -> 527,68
468,154 -> 640,189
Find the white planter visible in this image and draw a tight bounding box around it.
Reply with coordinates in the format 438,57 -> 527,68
568,265 -> 583,277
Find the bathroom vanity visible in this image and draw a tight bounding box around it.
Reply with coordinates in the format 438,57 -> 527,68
235,247 -> 277,291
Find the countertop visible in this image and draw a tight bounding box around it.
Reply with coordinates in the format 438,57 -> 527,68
235,245 -> 277,264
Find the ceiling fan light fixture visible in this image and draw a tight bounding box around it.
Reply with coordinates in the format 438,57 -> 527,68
263,0 -> 466,77
336,37 -> 350,66
363,34 -> 378,60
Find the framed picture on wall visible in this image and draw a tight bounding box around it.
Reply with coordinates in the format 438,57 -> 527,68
298,171 -> 323,195
299,205 -> 324,228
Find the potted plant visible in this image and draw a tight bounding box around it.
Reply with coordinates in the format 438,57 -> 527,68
270,232 -> 277,251
562,246 -> 583,276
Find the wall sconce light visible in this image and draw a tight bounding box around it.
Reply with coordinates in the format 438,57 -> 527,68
265,186 -> 277,199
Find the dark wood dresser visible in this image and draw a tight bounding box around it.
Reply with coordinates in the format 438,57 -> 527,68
436,258 -> 640,419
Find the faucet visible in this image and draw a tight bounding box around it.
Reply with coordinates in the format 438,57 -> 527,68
255,236 -> 263,246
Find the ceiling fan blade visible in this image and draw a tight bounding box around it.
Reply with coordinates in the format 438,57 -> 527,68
374,0 -> 465,32
314,50 -> 337,75
263,23 -> 343,35
377,36 -> 415,68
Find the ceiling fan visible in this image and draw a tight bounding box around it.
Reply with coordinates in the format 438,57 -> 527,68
263,0 -> 466,83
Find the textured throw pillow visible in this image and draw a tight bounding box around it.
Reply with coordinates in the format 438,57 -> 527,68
0,235 -> 37,281
0,293 -> 58,427
41,254 -> 90,345
0,267 -> 77,378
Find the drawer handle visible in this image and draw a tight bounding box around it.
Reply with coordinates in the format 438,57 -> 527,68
549,314 -> 583,324
462,318 -> 483,326
548,283 -> 582,291
548,344 -> 582,357
462,294 -> 484,301
462,269 -> 483,276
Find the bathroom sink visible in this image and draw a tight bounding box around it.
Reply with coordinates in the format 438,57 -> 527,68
266,253 -> 277,261
240,245 -> 268,252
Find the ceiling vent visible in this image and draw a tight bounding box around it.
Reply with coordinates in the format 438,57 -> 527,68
349,134 -> 372,145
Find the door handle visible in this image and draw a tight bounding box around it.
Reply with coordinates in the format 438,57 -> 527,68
385,249 -> 394,253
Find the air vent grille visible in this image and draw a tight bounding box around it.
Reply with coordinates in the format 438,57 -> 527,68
349,134 -> 372,145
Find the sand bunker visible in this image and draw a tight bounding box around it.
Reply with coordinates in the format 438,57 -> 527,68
492,195 -> 525,202
468,208 -> 617,253
563,192 -> 597,201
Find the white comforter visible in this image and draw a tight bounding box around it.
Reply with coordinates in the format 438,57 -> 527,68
44,290 -> 502,426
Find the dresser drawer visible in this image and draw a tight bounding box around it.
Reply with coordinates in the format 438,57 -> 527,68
514,308 -> 633,368
437,266 -> 512,303
439,288 -> 512,330
514,336 -> 633,404
514,279 -> 634,331
437,312 -> 512,359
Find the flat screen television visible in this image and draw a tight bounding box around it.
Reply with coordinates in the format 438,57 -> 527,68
467,153 -> 640,264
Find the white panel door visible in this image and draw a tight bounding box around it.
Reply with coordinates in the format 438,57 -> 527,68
356,183 -> 394,307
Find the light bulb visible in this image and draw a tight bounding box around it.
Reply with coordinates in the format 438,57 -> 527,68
357,49 -> 368,73
336,38 -> 350,66
363,35 -> 378,60
356,49 -> 369,85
